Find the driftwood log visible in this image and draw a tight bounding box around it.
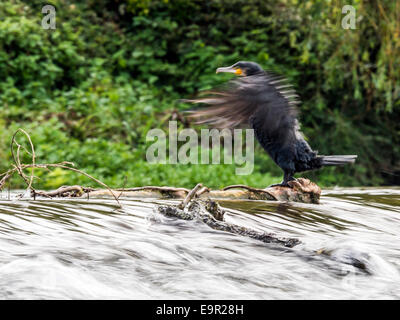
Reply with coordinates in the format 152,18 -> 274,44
74,178 -> 321,204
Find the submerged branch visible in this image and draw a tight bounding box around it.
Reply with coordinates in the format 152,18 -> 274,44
157,198 -> 300,248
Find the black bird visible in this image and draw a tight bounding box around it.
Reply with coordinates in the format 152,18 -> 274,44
185,61 -> 357,187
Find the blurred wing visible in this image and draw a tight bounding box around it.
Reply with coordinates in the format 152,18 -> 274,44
183,72 -> 301,146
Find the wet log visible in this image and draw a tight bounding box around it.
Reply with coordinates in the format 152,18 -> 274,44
80,178 -> 321,204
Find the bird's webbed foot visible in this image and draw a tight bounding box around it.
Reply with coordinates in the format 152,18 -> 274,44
268,176 -> 297,188
268,181 -> 292,188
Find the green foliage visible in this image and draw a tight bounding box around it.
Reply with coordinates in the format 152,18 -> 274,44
0,0 -> 399,189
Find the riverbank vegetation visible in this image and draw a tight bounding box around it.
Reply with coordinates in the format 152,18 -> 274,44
0,0 -> 398,189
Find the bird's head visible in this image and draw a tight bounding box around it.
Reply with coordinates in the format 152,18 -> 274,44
216,61 -> 263,76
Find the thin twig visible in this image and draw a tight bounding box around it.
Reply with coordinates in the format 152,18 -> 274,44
179,183 -> 203,209
114,186 -> 190,193
196,186 -> 210,197
11,129 -> 35,196
1,129 -> 122,207
27,163 -> 121,206
116,175 -> 128,201
222,184 -> 276,200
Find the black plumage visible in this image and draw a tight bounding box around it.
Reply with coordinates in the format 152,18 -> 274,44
184,61 -> 357,187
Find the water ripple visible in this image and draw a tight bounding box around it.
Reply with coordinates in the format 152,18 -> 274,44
0,188 -> 399,299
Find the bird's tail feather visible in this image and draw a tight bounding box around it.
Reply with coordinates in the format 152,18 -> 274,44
320,155 -> 357,166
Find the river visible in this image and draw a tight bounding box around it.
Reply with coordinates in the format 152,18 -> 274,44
0,188 -> 399,299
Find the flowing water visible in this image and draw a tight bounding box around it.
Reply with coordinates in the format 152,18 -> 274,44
0,188 -> 399,299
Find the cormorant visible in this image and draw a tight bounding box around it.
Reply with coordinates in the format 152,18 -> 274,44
185,61 -> 357,187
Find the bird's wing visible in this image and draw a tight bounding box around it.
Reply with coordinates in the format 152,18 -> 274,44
183,72 -> 301,147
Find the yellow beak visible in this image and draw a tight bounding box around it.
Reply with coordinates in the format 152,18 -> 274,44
216,66 -> 243,75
